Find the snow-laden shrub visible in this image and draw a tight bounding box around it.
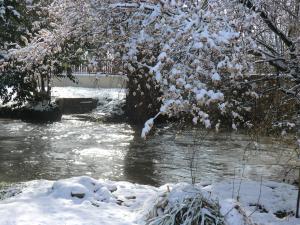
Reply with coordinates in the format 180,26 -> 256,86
3,0 -> 258,133
146,185 -> 225,225
4,0 -> 299,136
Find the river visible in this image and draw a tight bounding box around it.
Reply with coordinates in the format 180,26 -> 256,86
0,87 -> 297,186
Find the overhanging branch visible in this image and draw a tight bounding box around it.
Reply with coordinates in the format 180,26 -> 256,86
240,0 -> 294,48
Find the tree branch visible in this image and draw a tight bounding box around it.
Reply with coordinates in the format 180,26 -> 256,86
240,0 -> 294,48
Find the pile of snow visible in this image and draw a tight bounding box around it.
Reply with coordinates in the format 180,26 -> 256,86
0,176 -> 299,225
50,176 -> 115,203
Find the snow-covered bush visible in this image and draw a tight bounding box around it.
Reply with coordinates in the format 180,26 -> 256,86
97,0 -> 258,136
0,0 -> 52,105
0,0 -> 88,105
2,0 -> 299,135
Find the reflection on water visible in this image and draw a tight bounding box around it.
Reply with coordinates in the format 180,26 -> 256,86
0,88 -> 297,186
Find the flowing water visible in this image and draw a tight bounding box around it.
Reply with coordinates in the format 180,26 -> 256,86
0,87 -> 297,186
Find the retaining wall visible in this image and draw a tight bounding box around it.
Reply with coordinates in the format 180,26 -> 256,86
51,74 -> 127,88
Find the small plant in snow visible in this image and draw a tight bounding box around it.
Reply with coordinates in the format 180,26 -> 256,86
146,185 -> 225,225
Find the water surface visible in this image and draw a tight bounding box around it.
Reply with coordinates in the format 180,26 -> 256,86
0,87 -> 296,186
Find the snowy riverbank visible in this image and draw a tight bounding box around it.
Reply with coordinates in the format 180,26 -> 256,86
0,176 -> 299,225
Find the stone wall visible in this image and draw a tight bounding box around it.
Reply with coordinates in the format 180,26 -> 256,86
51,74 -> 127,89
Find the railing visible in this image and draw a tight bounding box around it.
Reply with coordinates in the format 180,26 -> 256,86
71,60 -> 125,75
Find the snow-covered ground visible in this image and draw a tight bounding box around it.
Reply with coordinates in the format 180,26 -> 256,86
0,176 -> 299,225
